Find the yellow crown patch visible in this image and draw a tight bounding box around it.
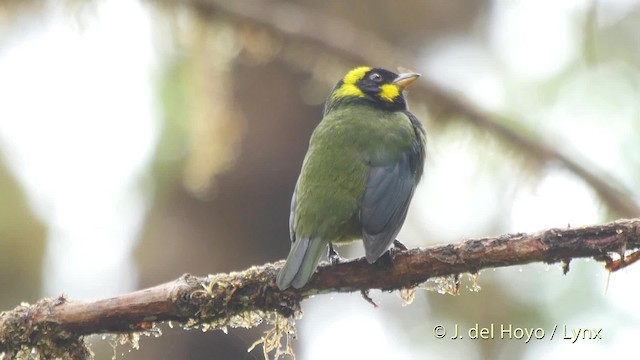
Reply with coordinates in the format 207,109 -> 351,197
343,66 -> 371,85
332,66 -> 371,99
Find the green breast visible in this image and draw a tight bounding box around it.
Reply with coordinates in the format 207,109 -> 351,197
293,104 -> 417,243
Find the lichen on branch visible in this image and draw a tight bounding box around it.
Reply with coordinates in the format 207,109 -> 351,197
1,218 -> 640,359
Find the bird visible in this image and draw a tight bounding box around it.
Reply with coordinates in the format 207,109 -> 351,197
276,66 -> 426,290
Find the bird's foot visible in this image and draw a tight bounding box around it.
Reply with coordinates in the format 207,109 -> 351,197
387,238 -> 408,259
375,239 -> 408,267
328,243 -> 343,266
392,239 -> 408,251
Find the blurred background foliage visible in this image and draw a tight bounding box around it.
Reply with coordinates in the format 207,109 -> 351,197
1,0 -> 640,359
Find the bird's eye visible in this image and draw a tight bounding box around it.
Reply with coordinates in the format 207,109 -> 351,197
369,73 -> 382,82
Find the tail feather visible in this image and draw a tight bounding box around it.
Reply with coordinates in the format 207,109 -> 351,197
277,237 -> 326,290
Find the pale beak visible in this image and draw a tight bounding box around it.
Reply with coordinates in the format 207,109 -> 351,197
393,72 -> 421,89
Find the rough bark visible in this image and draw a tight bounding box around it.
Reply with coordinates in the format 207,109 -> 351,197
2,218 -> 639,358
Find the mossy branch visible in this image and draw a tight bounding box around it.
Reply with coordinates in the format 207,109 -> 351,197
2,218 -> 640,358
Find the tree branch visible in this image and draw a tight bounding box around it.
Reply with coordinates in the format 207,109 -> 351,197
2,218 -> 640,358
173,0 -> 640,218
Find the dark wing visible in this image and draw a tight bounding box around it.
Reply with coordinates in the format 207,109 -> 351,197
360,151 -> 419,263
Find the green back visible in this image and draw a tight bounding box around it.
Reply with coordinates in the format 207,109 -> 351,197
293,103 -> 418,243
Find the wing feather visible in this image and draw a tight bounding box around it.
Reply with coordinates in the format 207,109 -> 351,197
361,151 -> 418,263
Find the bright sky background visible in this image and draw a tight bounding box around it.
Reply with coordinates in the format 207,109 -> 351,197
0,1 -> 158,299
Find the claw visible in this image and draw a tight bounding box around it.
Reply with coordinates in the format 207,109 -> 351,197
372,239 -> 409,267
393,239 -> 408,251
328,243 -> 343,265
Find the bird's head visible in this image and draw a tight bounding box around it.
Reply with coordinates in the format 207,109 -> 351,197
325,66 -> 420,113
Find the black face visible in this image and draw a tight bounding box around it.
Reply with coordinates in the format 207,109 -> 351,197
355,68 -> 407,111
324,67 -> 411,114
356,68 -> 399,97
